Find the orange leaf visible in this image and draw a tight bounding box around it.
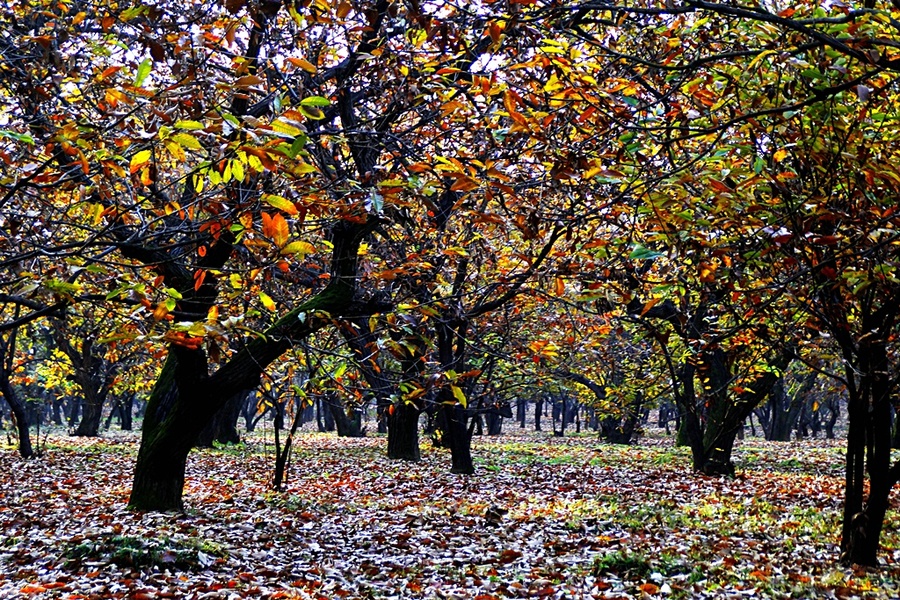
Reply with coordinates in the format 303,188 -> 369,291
261,211 -> 275,238
152,303 -> 169,321
638,583 -> 659,594
641,298 -> 661,316
450,176 -> 480,192
194,269 -> 207,291
233,75 -> 264,87
286,57 -> 317,73
554,277 -> 565,296
271,213 -> 290,247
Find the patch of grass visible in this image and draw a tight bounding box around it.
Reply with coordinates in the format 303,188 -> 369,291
64,534 -> 227,570
592,550 -> 651,578
207,441 -> 254,456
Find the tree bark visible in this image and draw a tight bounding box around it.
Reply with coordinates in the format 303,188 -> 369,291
0,326 -> 33,458
841,339 -> 896,566
328,393 -> 365,437
73,398 -> 104,437
0,380 -> 33,458
387,401 -> 421,461
441,400 -> 474,474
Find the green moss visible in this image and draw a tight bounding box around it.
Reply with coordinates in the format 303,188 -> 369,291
64,534 -> 227,570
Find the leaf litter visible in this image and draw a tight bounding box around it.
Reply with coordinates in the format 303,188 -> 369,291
1,431 -> 898,599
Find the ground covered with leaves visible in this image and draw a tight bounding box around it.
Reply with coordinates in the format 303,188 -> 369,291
1,429 -> 899,599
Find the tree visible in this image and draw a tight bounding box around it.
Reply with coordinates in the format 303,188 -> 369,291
0,314 -> 34,458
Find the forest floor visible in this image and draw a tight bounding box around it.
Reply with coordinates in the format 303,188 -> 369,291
1,427 -> 899,599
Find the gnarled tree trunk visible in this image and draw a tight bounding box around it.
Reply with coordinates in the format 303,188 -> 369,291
129,222 -> 374,511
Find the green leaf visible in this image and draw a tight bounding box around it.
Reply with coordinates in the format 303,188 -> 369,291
629,245 -> 664,260
300,95 -> 331,107
133,58 -> 152,87
753,156 -> 764,174
0,130 -> 34,145
287,135 -> 308,158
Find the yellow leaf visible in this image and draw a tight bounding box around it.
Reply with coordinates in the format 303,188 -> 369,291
171,132 -> 202,150
263,194 -> 298,215
280,240 -> 316,255
272,118 -> 305,137
152,303 -> 169,321
299,105 -> 325,120
164,140 -> 186,162
174,120 -> 205,130
230,158 -> 244,182
129,149 -> 151,173
450,385 -> 467,408
259,291 -> 276,312
773,148 -> 788,162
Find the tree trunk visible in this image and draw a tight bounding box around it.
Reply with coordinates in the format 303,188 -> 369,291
1,381 -> 33,458
128,203 -> 386,511
129,353 -> 200,511
73,393 -> 104,437
534,397 -> 543,432
892,408 -> 900,449
387,401 -> 421,461
328,393 -> 365,437
51,398 -> 64,426
273,390 -> 308,491
441,401 -> 474,474
195,389 -> 249,447
121,394 -> 134,430
841,340 -> 895,566
0,327 -> 33,458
